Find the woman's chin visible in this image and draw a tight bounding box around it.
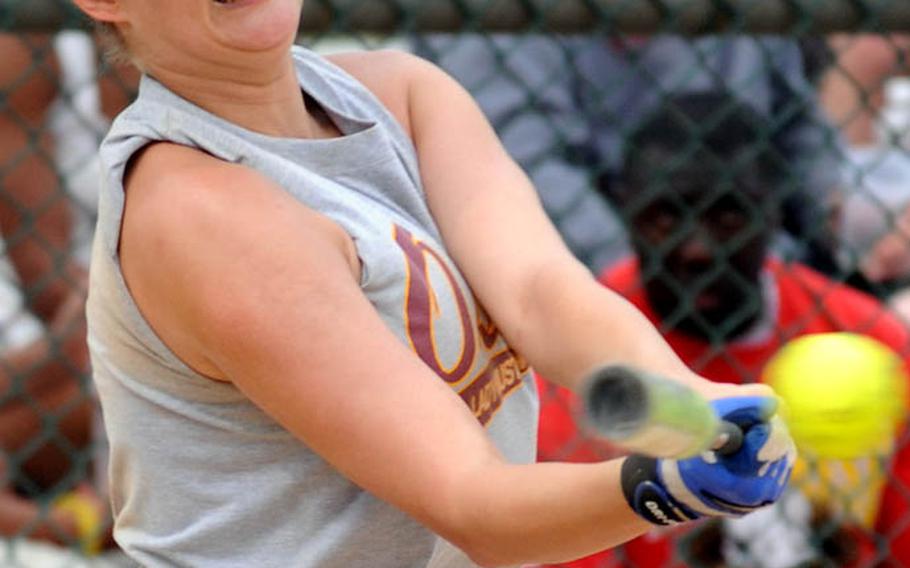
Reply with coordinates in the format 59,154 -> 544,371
210,0 -> 301,53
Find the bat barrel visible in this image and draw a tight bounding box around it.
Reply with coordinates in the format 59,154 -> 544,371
580,364 -> 737,459
582,365 -> 651,440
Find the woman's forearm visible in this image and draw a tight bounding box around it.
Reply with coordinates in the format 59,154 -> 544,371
513,262 -> 702,393
437,459 -> 648,566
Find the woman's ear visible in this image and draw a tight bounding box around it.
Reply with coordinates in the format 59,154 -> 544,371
72,0 -> 127,23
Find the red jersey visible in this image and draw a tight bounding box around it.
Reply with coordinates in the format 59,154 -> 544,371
537,257 -> 910,567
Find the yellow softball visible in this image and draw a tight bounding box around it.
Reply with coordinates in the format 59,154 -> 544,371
763,332 -> 909,459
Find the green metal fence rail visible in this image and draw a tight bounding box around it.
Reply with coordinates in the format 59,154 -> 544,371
4,0 -> 910,33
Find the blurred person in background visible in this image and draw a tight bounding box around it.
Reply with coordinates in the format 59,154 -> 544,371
819,35 -> 910,321
414,34 -> 846,276
537,91 -> 910,567
0,30 -> 136,559
821,34 -> 910,149
0,31 -> 99,550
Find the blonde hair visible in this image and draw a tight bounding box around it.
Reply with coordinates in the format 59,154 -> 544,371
94,21 -> 137,68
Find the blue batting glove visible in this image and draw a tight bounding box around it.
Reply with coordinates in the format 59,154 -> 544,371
621,396 -> 796,525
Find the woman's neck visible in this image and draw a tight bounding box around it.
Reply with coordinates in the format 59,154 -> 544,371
151,57 -> 319,139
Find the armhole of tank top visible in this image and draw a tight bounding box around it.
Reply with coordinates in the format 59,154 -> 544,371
114,141 -> 155,257
109,139 -> 257,384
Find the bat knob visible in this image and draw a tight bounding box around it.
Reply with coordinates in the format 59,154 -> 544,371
714,420 -> 744,455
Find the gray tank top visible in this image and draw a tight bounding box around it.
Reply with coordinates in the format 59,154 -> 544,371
88,46 -> 538,567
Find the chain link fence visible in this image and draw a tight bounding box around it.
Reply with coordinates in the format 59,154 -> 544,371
2,0 -> 910,566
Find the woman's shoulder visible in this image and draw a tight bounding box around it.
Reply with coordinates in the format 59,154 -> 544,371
325,47 -> 429,85
324,48 -> 463,137
131,142 -> 232,181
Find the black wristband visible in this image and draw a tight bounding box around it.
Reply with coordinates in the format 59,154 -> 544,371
621,455 -> 699,526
